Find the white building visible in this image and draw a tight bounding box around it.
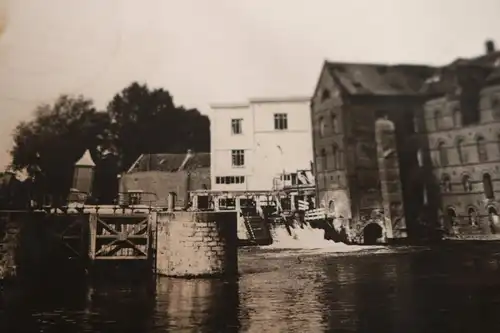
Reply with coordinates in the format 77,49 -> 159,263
210,96 -> 313,191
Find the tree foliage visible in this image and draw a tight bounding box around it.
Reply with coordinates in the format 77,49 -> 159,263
108,82 -> 210,171
9,82 -> 211,203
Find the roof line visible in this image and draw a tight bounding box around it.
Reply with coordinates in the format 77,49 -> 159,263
210,96 -> 311,109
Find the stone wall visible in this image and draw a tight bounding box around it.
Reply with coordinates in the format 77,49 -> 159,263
156,211 -> 238,278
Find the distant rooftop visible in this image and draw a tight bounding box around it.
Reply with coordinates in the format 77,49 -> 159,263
210,96 -> 311,109
127,150 -> 210,173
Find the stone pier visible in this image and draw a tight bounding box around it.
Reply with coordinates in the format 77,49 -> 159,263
156,211 -> 238,278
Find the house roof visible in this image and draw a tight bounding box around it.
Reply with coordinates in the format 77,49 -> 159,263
325,61 -> 437,96
75,150 -> 95,167
128,151 -> 210,173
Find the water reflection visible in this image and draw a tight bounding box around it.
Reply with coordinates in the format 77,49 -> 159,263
155,277 -> 239,332
2,245 -> 500,332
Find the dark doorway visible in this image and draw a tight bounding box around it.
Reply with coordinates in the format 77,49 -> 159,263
363,223 -> 383,245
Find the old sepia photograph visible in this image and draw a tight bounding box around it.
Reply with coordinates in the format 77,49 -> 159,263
1,0 -> 500,332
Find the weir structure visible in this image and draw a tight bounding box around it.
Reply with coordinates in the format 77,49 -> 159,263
0,150 -> 239,282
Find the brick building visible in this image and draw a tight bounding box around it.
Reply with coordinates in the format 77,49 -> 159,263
310,40 -> 500,242
119,150 -> 210,208
416,40 -> 500,239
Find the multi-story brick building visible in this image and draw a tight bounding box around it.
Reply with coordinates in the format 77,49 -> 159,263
310,60 -> 435,243
416,40 -> 500,239
310,40 -> 500,242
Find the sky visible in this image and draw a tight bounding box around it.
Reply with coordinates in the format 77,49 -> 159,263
0,0 -> 499,170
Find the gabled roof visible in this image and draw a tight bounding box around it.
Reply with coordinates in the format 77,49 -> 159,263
324,61 -> 436,96
75,150 -> 95,167
127,151 -> 210,173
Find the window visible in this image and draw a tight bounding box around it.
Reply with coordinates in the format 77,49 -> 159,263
319,117 -> 326,137
231,119 -> 242,134
462,175 -> 472,192
434,110 -> 441,131
453,107 -> 461,127
456,138 -> 466,163
332,145 -> 338,170
446,207 -> 457,226
438,141 -> 448,166
492,96 -> 500,119
441,174 -> 452,192
483,173 -> 494,199
274,113 -> 288,130
468,207 -> 478,226
231,150 -> 245,167
417,149 -> 423,167
215,176 -> 245,184
476,136 -> 488,162
331,113 -> 338,133
321,89 -> 330,101
320,148 -> 327,171
497,134 -> 500,154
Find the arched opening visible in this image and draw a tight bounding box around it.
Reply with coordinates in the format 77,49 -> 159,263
453,107 -> 461,127
331,113 -> 338,133
434,110 -> 441,131
332,144 -> 338,170
468,207 -> 478,226
483,173 -> 494,199
441,174 -> 452,192
456,137 -> 465,163
462,175 -> 472,192
488,207 -> 498,234
438,141 -> 448,166
328,200 -> 335,215
477,136 -> 488,162
446,207 -> 457,226
319,117 -> 326,138
363,223 -> 383,245
320,148 -> 327,171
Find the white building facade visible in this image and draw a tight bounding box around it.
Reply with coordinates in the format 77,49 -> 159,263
210,96 -> 313,191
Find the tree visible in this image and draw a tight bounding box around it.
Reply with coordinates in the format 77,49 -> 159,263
107,82 -> 210,171
10,95 -> 108,203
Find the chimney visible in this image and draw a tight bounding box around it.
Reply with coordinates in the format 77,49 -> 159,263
486,40 -> 495,54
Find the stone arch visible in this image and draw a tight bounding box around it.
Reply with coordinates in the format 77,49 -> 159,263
483,172 -> 494,199
433,110 -> 441,131
441,174 -> 452,192
319,116 -> 326,138
476,135 -> 488,162
466,205 -> 479,226
446,206 -> 458,226
453,106 -> 461,127
455,136 -> 466,164
488,205 -> 499,234
461,173 -> 473,192
320,148 -> 327,171
437,140 -> 448,166
362,223 -> 383,245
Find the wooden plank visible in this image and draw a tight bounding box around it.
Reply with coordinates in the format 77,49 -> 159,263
88,214 -> 97,260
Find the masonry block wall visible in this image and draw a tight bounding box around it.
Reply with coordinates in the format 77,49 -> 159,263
156,211 -> 238,278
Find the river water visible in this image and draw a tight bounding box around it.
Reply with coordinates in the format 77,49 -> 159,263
2,227 -> 500,332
